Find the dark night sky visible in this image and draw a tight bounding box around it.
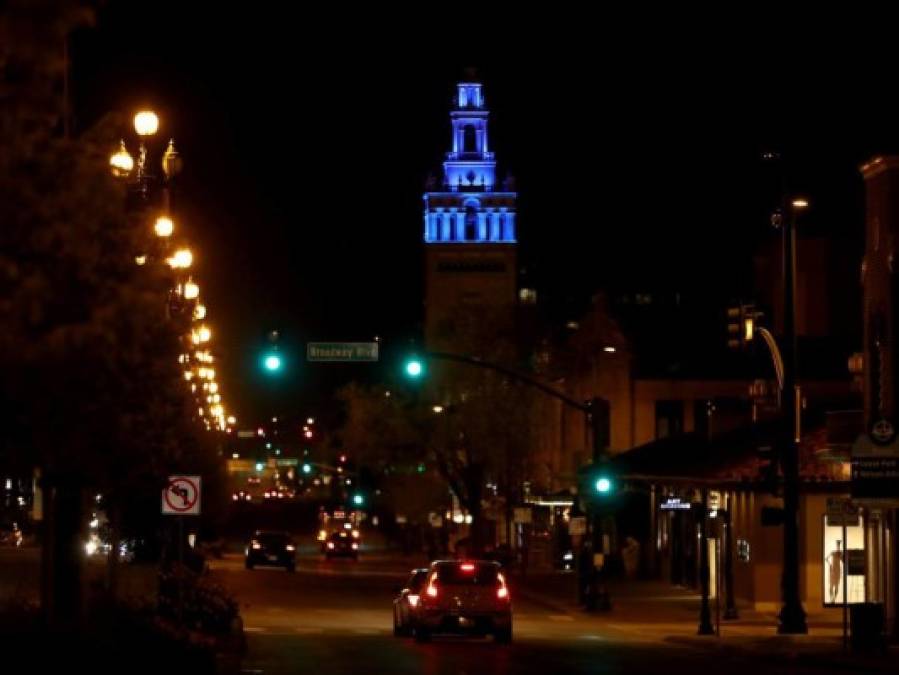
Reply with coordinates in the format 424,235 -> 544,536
68,7 -> 898,426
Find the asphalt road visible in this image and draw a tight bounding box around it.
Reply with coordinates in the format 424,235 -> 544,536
209,553 -> 847,675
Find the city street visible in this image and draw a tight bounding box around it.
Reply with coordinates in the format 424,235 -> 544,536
208,551 -> 866,675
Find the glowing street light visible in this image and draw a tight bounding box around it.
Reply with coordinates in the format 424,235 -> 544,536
168,248 -> 193,269
183,280 -> 200,300
110,141 -> 134,177
154,215 -> 174,238
133,110 -> 159,137
194,303 -> 207,320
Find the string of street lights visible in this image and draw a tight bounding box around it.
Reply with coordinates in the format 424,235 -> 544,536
111,109 -> 238,434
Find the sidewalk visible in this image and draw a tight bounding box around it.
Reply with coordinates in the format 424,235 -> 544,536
511,571 -> 897,672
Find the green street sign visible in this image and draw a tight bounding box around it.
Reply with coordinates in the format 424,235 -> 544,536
307,342 -> 379,362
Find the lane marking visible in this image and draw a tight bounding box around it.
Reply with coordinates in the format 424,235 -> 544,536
244,626 -> 267,633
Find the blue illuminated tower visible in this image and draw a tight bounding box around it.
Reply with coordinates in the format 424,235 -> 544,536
424,80 -> 518,349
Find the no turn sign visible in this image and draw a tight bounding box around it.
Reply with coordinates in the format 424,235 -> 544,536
162,475 -> 201,515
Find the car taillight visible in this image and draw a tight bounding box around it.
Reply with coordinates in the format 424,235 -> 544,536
408,594 -> 420,607
425,583 -> 438,598
497,572 -> 509,600
460,563 -> 475,572
285,544 -> 295,551
327,542 -> 335,549
351,542 -> 359,550
251,541 -> 261,550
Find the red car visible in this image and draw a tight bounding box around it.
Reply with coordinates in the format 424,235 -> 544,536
415,560 -> 512,643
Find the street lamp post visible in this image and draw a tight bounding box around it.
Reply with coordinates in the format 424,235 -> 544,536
778,198 -> 808,634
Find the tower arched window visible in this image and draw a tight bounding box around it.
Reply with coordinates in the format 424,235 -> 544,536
463,125 -> 477,153
465,205 -> 478,240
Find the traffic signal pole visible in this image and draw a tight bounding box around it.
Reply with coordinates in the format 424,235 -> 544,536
413,351 -> 613,611
586,398 -> 612,611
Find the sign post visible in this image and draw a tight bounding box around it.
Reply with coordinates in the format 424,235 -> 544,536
161,476 -> 201,625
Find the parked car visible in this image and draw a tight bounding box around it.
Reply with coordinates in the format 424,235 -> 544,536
392,568 -> 429,636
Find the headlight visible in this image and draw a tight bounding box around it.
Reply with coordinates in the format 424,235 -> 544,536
285,544 -> 295,552
327,542 -> 335,549
85,541 -> 98,556
251,541 -> 261,550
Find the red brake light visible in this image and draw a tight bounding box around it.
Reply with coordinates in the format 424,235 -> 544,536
426,583 -> 438,598
497,572 -> 509,600
326,542 -> 335,549
460,563 -> 475,572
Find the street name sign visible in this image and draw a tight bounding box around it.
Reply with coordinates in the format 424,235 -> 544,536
307,342 -> 379,362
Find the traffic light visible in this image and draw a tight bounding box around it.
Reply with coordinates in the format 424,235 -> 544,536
262,330 -> 284,374
594,476 -> 613,494
262,352 -> 282,372
726,303 -> 757,350
404,357 -> 424,378
577,463 -> 617,502
302,463 -> 312,474
352,493 -> 364,506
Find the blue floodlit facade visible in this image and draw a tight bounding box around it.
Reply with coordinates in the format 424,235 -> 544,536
423,82 -> 517,244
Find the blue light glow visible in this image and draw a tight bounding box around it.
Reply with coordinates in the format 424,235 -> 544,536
264,354 -> 282,372
595,477 -> 612,494
424,81 -> 516,245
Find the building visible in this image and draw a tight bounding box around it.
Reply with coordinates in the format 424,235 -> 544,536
853,155 -> 899,635
423,80 -> 518,353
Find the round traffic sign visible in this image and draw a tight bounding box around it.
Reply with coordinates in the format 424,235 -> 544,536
164,476 -> 200,513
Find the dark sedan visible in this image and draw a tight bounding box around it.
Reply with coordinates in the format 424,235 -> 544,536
323,530 -> 359,560
245,531 -> 296,572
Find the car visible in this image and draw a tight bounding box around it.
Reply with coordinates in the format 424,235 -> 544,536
414,560 -> 512,643
0,522 -> 23,547
323,530 -> 359,560
245,531 -> 296,571
392,568 -> 429,636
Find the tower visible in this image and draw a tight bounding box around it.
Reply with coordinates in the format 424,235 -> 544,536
423,80 -> 518,350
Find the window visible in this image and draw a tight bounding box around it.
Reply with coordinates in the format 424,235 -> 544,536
655,400 -> 684,439
694,400 -> 711,438
463,125 -> 477,153
465,205 -> 478,240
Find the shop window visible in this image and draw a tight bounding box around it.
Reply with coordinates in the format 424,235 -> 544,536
655,400 -> 684,439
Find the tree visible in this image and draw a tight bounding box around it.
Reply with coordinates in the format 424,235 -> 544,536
0,2 -> 215,628
336,308 -> 539,555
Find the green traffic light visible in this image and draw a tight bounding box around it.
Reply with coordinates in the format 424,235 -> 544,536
404,358 -> 424,378
352,493 -> 364,506
264,354 -> 282,371
302,463 -> 312,474
595,477 -> 612,494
